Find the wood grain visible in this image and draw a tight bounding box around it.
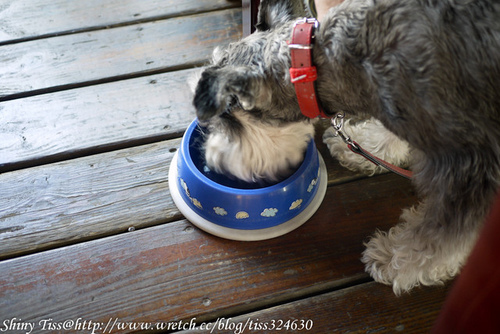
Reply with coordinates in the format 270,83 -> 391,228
0,173 -> 417,332
0,139 -> 181,259
179,281 -> 451,334
0,68 -> 199,170
0,8 -> 242,99
0,0 -> 240,43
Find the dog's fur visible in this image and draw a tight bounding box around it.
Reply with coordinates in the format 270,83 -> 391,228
192,0 -> 500,294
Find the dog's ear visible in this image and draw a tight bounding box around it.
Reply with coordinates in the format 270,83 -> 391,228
193,67 -> 221,121
193,66 -> 270,121
256,0 -> 307,31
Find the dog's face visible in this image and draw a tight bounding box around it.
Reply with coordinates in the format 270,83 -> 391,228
192,0 -> 314,183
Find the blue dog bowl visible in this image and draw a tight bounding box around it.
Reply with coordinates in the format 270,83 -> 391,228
168,119 -> 327,240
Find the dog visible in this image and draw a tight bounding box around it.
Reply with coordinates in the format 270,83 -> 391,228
192,0 -> 500,294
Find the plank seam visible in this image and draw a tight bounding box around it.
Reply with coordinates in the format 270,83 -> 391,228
0,215 -> 185,262
0,62 -> 208,102
0,130 -> 185,174
168,275 -> 373,333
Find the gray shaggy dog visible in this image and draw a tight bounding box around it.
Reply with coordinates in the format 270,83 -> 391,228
193,0 -> 500,294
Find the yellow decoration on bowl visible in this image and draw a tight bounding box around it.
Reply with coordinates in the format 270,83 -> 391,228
289,199 -> 303,210
236,211 -> 249,219
191,198 -> 202,209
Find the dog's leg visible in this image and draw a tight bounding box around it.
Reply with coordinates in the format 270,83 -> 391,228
362,150 -> 499,294
323,117 -> 410,175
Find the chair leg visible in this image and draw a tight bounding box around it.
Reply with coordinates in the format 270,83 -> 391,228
242,0 -> 260,36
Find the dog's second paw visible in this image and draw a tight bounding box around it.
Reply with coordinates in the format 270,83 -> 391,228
323,126 -> 384,175
322,118 -> 411,176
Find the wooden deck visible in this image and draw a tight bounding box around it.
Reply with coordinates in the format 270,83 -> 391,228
0,1 -> 451,333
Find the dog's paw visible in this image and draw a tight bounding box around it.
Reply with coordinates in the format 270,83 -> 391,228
361,230 -> 397,286
362,224 -> 439,295
362,238 -> 445,295
322,118 -> 410,175
361,230 -> 409,295
361,222 -> 464,295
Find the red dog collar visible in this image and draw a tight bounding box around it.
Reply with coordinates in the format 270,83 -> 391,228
289,18 -> 328,119
289,19 -> 413,178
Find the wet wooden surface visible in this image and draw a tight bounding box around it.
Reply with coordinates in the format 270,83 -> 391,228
0,1 -> 450,333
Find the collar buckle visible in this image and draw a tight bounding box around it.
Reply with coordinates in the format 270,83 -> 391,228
293,17 -> 319,29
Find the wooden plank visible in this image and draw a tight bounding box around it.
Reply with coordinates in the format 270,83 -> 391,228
0,173 -> 417,331
0,0 -> 240,44
0,8 -> 242,99
0,129 -> 382,260
0,68 -> 199,171
178,281 -> 451,334
0,139 -> 181,259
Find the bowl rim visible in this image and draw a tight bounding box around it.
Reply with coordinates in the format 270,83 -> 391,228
181,119 -> 317,195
